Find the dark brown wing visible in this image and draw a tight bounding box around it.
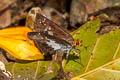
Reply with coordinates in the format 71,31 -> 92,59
28,32 -> 55,54
28,32 -> 72,55
34,13 -> 73,44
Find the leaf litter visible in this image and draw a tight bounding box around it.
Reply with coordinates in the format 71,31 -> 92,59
0,0 -> 120,80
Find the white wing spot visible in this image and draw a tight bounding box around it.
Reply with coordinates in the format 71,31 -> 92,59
46,39 -> 61,50
48,31 -> 53,35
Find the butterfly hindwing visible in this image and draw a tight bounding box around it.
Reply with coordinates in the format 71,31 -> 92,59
28,32 -> 72,55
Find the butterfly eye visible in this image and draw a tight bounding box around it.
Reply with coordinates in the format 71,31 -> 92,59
72,39 -> 80,46
72,46 -> 76,49
76,41 -> 79,45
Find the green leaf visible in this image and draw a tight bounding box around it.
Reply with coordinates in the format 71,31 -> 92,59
63,18 -> 100,75
72,58 -> 120,80
63,18 -> 120,79
6,61 -> 59,80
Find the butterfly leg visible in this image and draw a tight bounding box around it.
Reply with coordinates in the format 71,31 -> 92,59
38,54 -> 56,79
55,51 -> 70,80
45,54 -> 56,74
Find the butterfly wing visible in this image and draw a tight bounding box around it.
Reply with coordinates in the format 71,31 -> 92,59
34,13 -> 73,44
28,32 -> 72,54
27,12 -> 73,44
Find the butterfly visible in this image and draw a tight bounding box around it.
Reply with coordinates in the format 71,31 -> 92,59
27,8 -> 82,78
27,12 -> 81,61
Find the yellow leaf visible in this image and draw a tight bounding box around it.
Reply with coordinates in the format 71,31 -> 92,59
0,26 -> 31,35
0,27 -> 44,60
0,27 -> 33,43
